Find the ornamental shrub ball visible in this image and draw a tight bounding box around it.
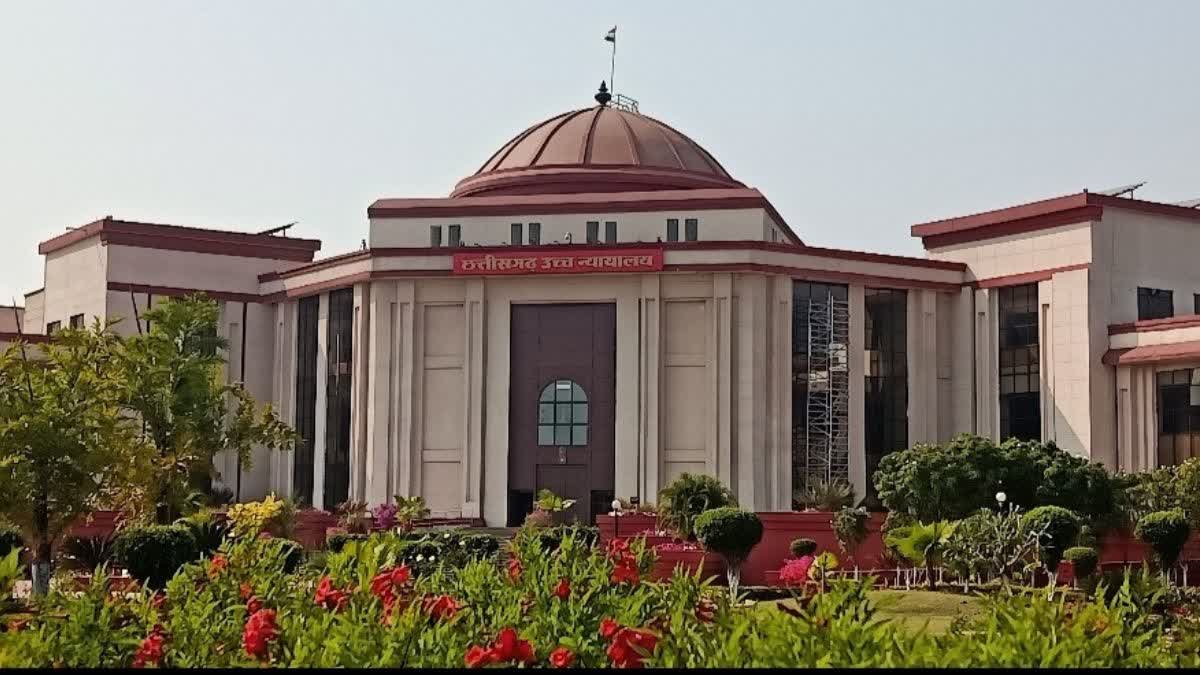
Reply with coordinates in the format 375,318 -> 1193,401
114,525 -> 199,589
1022,505 -> 1081,573
695,507 -> 763,597
658,473 -> 737,540
1063,546 -> 1099,580
790,537 -> 818,558
1135,509 -> 1191,570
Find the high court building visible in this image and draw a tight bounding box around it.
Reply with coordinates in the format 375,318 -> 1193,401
6,87 -> 1200,525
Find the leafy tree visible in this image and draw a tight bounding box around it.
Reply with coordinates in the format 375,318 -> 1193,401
694,507 -> 763,597
116,295 -> 297,522
0,324 -> 148,594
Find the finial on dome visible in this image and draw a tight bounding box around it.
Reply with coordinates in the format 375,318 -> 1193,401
595,81 -> 612,106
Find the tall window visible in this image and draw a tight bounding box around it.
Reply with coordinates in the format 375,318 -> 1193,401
537,379 -> 589,446
864,289 -> 907,501
586,221 -> 599,243
293,296 -> 319,506
528,222 -> 541,245
510,223 -> 523,246
792,281 -> 850,504
1158,369 -> 1200,465
324,289 -> 353,508
1138,287 -> 1174,320
684,218 -> 699,241
429,225 -> 443,248
666,218 -> 679,242
447,224 -> 461,247
998,283 -> 1040,441
604,221 -> 617,243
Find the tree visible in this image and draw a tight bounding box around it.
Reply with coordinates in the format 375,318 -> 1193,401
0,324 -> 148,594
116,295 -> 297,523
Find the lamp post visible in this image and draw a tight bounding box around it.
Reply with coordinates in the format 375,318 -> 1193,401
996,491 -> 1007,514
612,499 -> 623,540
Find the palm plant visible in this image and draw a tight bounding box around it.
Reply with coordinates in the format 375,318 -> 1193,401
886,520 -> 956,590
657,474 -> 736,540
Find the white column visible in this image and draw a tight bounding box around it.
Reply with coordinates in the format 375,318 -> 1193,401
772,275 -> 793,510
847,285 -> 867,502
365,282 -> 395,505
349,283 -> 371,502
639,275 -> 662,503
615,285 -> 641,502
461,279 -> 485,518
735,275 -> 769,509
271,301 -> 297,497
313,293 -> 329,510
395,281 -> 417,497
905,289 -> 939,446
974,289 -> 999,441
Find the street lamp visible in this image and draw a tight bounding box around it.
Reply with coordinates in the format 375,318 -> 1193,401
996,491 -> 1007,512
612,499 -> 623,540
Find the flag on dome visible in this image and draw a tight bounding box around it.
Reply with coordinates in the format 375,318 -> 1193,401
604,26 -> 616,42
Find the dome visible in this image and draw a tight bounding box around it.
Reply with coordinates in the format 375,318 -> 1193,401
451,100 -> 744,198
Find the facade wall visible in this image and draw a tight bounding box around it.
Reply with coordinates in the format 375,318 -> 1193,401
21,291 -> 44,334
105,245 -> 300,296
926,222 -> 1092,282
369,208 -> 771,248
42,238 -> 108,331
1096,209 -> 1200,324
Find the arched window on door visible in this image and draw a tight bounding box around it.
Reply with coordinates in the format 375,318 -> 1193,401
537,379 -> 588,446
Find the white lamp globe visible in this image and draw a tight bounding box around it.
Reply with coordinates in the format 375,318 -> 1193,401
611,499 -> 623,512
996,491 -> 1007,504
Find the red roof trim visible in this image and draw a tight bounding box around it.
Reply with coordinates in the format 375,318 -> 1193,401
1103,341 -> 1200,366
264,240 -> 965,283
1109,314 -> 1200,335
39,218 -> 321,261
107,282 -> 265,305
0,331 -> 49,344
971,263 -> 1090,289
912,191 -> 1200,250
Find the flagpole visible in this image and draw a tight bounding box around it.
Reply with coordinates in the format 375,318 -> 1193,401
609,28 -> 616,96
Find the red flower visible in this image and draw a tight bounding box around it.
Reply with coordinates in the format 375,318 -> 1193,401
606,538 -> 631,558
207,554 -> 228,578
421,594 -> 460,621
464,644 -> 493,668
549,646 -> 575,669
600,618 -> 621,640
314,576 -> 350,612
506,558 -> 523,582
611,561 -> 640,585
242,608 -> 278,661
246,596 -> 263,615
239,583 -> 253,601
491,627 -> 535,665
132,625 -> 166,668
779,556 -> 814,587
553,577 -> 570,600
607,628 -> 659,669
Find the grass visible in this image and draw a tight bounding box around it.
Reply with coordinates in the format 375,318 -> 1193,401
759,589 -> 985,635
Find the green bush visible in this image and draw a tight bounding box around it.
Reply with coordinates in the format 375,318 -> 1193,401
114,525 -> 198,589
1135,509 -> 1191,570
695,507 -> 763,596
790,537 -> 818,557
1064,546 -> 1099,580
1022,506 -> 1081,573
535,524 -> 599,553
0,525 -> 22,557
832,506 -> 869,559
874,434 -> 1119,525
58,534 -> 117,572
175,511 -> 231,558
658,473 -> 737,540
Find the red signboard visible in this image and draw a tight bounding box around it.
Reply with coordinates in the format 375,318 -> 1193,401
452,248 -> 663,276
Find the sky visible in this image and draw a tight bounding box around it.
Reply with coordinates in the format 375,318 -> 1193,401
1,1 -> 1199,301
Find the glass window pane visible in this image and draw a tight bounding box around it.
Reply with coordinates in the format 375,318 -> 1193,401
572,425 -> 588,446
538,425 -> 554,445
556,404 -> 572,424
538,404 -> 554,423
540,385 -> 555,402
571,382 -> 586,401
573,403 -> 588,423
555,426 -> 571,445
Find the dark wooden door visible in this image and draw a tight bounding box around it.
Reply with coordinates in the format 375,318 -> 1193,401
509,304 -> 616,525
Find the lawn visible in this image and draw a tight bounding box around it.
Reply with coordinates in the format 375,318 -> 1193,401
762,589 -> 984,635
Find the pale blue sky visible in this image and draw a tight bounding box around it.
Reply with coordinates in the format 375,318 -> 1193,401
2,1 -> 1199,301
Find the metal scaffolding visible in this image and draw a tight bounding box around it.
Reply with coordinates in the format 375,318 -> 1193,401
803,293 -> 851,489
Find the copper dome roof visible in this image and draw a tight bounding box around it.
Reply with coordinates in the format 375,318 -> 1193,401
450,105 -> 744,198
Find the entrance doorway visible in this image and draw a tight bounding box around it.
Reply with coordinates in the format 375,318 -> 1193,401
508,304 -> 616,525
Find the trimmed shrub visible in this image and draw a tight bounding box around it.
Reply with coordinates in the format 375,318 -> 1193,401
1135,509 -> 1191,570
0,525 -> 22,557
658,473 -> 737,540
695,507 -> 763,596
790,537 -> 818,558
1023,506 -> 1081,573
114,525 -> 198,589
1064,546 -> 1099,580
874,434 -> 1118,524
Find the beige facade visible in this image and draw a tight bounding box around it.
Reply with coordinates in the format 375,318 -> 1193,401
12,100 -> 1200,523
